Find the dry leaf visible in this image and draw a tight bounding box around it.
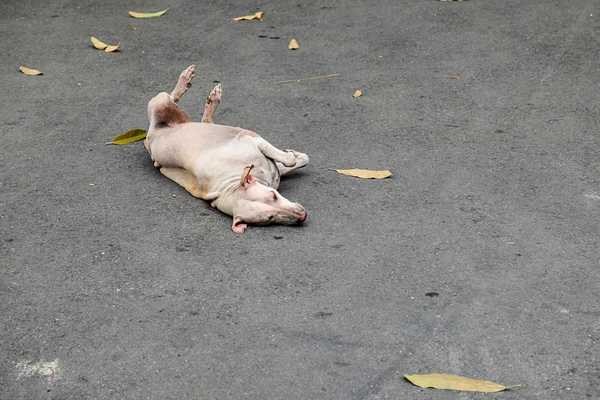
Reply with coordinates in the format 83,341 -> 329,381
232,11 -> 264,21
129,9 -> 168,18
106,128 -> 147,145
405,374 -> 520,393
444,75 -> 460,80
19,66 -> 43,76
288,39 -> 299,50
353,90 -> 362,98
334,169 -> 391,179
104,43 -> 120,52
91,37 -> 119,52
91,36 -> 108,50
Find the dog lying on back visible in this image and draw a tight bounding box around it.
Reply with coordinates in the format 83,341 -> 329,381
144,65 -> 309,233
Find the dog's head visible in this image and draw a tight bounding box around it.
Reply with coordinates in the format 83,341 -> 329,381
231,165 -> 307,234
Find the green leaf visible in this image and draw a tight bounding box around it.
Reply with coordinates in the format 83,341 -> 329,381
405,374 -> 520,393
106,128 -> 147,145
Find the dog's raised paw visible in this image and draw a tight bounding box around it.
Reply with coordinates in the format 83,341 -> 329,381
179,65 -> 196,89
207,83 -> 222,104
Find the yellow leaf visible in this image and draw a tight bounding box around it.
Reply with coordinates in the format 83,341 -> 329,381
334,169 -> 391,179
128,9 -> 168,18
91,37 -> 119,52
104,43 -> 120,52
405,374 -> 520,393
19,66 -> 43,75
353,90 -> 362,98
288,39 -> 299,50
106,128 -> 147,145
232,11 -> 264,21
91,36 -> 108,50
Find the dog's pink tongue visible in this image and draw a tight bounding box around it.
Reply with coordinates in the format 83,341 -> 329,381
232,220 -> 247,234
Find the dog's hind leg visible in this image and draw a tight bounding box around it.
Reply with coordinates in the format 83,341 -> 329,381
147,65 -> 195,128
147,92 -> 191,129
145,66 -> 196,166
201,83 -> 222,123
171,64 -> 196,103
147,66 -> 196,129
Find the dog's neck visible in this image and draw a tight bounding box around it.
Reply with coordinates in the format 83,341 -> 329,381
208,175 -> 241,215
210,173 -> 277,217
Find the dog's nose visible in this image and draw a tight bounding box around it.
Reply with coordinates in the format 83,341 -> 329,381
298,210 -> 307,223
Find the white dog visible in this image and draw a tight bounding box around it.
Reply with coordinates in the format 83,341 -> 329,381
144,65 -> 309,233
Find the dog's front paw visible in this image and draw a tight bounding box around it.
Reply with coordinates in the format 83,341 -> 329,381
281,150 -> 297,167
283,149 -> 309,168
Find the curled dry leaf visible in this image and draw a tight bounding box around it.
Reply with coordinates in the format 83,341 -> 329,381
333,169 -> 391,179
232,11 -> 264,21
19,66 -> 43,76
405,374 -> 520,393
91,36 -> 108,50
444,75 -> 460,80
353,90 -> 362,98
106,128 -> 147,145
129,9 -> 168,18
91,36 -> 119,52
104,44 -> 120,52
288,39 -> 299,50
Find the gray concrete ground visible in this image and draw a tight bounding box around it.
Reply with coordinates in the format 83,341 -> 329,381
1,0 -> 599,399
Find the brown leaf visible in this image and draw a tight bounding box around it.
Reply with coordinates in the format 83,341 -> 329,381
232,11 -> 264,21
353,90 -> 362,98
288,39 -> 299,50
19,66 -> 43,76
106,128 -> 147,145
128,9 -> 168,18
444,75 -> 460,80
405,374 -> 520,393
333,169 -> 391,179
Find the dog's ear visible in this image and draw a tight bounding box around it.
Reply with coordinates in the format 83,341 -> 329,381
232,217 -> 247,234
239,164 -> 255,187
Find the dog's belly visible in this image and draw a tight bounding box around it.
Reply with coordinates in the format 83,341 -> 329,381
148,123 -> 241,164
149,122 -> 281,189
192,141 -> 281,189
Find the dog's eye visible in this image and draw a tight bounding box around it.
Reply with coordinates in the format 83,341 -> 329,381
272,192 -> 278,201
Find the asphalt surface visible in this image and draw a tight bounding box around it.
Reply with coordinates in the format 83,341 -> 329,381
1,0 -> 599,399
